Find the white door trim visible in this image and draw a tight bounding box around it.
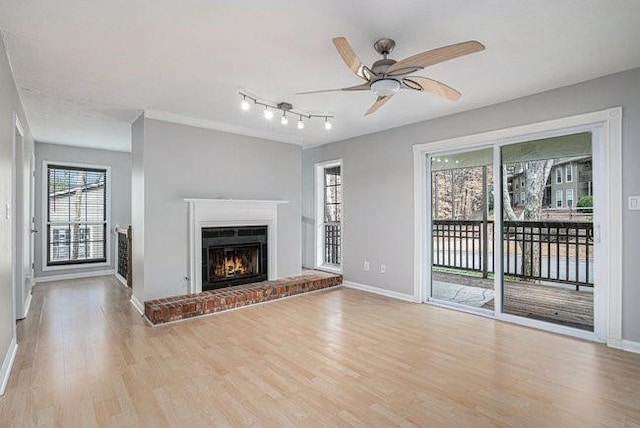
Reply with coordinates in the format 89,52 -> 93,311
12,112 -> 24,320
413,107 -> 622,344
314,159 -> 344,274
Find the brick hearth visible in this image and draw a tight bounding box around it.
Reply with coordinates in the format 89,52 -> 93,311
144,270 -> 342,325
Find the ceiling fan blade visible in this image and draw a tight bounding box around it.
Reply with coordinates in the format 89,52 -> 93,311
296,83 -> 370,95
332,37 -> 368,80
402,76 -> 461,101
387,40 -> 485,76
365,95 -> 393,116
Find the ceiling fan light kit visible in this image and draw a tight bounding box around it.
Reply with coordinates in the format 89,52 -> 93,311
239,91 -> 333,130
298,36 -> 485,115
371,79 -> 401,97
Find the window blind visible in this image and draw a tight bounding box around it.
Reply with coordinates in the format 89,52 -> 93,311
47,164 -> 107,266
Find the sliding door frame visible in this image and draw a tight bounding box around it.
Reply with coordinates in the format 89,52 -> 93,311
423,145 -> 496,317
413,107 -> 622,344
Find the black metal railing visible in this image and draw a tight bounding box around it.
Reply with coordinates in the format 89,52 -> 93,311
432,219 -> 593,288
116,226 -> 132,287
324,223 -> 341,265
432,220 -> 494,277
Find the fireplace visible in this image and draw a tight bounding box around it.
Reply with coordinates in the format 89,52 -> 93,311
201,226 -> 268,290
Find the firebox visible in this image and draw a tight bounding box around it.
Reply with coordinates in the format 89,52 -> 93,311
201,226 -> 267,290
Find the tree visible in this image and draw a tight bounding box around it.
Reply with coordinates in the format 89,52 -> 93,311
502,160 -> 553,278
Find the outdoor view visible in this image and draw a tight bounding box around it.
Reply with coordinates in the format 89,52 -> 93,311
47,165 -> 107,265
430,133 -> 595,331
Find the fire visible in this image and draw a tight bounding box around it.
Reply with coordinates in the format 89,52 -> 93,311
224,255 -> 248,276
210,246 -> 257,281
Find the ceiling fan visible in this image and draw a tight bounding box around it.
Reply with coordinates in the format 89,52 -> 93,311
298,37 -> 485,116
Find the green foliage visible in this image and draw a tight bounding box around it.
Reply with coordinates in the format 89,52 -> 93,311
577,195 -> 593,208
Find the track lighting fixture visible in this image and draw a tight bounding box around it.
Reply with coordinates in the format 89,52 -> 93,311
324,117 -> 332,130
240,95 -> 250,111
238,91 -> 333,131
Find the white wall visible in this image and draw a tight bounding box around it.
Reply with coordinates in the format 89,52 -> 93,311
34,142 -> 131,279
0,36 -> 34,392
132,116 -> 302,302
302,67 -> 640,342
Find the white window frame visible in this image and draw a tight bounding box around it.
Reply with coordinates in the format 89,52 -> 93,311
315,159 -> 343,273
556,167 -> 562,184
519,191 -> 525,205
566,164 -> 573,183
414,107 -> 622,346
42,160 -> 111,271
566,189 -> 575,208
556,190 -> 563,208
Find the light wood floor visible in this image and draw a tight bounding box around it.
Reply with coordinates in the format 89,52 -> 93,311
1,276 -> 640,427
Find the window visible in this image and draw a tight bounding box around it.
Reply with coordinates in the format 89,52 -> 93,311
46,163 -> 108,267
520,192 -> 525,205
315,160 -> 342,270
566,164 -> 573,182
556,190 -> 563,208
566,189 -> 574,208
556,168 -> 562,184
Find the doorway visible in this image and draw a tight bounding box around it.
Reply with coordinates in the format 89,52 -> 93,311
12,113 -> 34,320
414,108 -> 621,342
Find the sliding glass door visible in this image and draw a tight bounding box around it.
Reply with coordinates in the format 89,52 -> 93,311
499,132 -> 594,331
429,148 -> 494,311
427,132 -> 596,333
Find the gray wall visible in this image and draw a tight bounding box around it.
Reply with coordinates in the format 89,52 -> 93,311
0,37 -> 34,383
302,67 -> 640,342
34,143 -> 131,279
133,117 -> 302,302
131,115 -> 145,302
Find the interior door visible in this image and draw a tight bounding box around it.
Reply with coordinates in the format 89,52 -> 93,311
24,152 -> 35,290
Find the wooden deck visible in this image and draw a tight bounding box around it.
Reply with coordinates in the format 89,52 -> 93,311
432,271 -> 593,331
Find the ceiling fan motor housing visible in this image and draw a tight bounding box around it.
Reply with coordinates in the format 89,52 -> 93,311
371,58 -> 397,76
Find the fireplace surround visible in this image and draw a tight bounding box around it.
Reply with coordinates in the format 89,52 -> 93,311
185,199 -> 288,294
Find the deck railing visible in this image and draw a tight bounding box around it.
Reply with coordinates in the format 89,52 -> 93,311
432,219 -> 593,288
324,223 -> 341,266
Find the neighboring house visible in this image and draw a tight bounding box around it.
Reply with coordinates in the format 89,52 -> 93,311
508,156 -> 592,210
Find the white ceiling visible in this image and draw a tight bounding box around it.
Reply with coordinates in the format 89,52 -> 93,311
1,0 -> 640,152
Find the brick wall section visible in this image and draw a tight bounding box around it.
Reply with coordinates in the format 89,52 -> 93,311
144,270 -> 342,325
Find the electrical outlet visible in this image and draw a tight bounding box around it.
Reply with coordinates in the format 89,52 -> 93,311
5,203 -> 10,220
629,196 -> 640,210
363,261 -> 370,271
380,264 -> 386,274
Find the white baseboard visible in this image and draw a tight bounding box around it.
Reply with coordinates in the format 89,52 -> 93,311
35,269 -> 115,283
17,292 -> 32,320
0,338 -> 18,396
114,272 -> 127,287
343,280 -> 417,303
608,337 -> 640,354
130,295 -> 144,316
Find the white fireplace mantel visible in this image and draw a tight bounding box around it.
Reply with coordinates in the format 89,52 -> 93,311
185,198 -> 288,294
